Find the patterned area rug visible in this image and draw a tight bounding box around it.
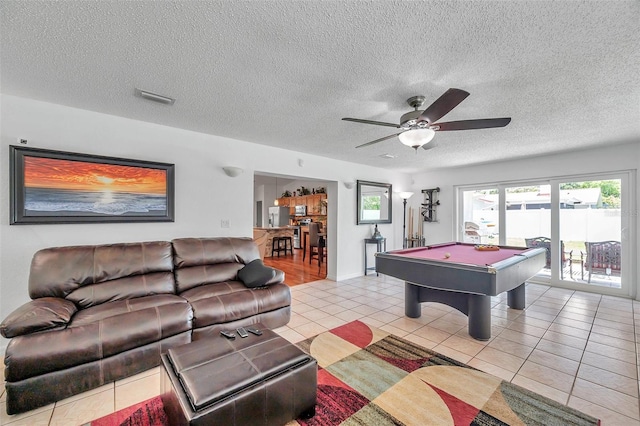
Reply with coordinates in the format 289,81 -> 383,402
89,320 -> 599,426
294,320 -> 599,425
87,396 -> 168,426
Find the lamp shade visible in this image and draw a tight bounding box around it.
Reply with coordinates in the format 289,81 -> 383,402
398,128 -> 435,149
398,191 -> 414,200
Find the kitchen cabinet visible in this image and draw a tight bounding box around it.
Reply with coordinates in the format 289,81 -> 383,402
307,195 -> 318,214
278,194 -> 327,216
288,196 -> 301,215
308,194 -> 326,215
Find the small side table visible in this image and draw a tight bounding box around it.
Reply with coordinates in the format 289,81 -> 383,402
364,237 -> 387,276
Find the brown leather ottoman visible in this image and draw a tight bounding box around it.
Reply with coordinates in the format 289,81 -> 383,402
160,325 -> 317,425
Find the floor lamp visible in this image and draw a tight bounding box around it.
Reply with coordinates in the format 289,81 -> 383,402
399,192 -> 414,248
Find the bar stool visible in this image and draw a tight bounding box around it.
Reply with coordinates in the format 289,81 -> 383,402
271,236 -> 293,257
280,236 -> 293,255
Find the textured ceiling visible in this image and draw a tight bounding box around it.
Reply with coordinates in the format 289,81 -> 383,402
1,1 -> 639,173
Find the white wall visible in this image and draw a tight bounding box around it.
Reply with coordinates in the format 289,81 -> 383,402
0,95 -> 411,351
408,142 -> 640,298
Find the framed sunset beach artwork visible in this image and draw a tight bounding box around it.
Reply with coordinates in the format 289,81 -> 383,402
10,146 -> 175,224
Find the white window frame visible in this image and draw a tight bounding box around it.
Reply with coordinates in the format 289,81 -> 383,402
456,170 -> 635,298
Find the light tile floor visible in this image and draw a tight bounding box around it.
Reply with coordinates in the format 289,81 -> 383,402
2,274 -> 639,425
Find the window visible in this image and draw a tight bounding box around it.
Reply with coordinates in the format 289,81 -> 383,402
457,172 -> 633,296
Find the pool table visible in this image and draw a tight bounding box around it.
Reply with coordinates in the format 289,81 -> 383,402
375,242 -> 546,341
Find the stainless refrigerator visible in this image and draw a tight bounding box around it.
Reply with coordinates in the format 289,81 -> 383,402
268,206 -> 290,227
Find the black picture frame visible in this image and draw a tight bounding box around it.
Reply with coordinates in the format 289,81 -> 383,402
10,145 -> 175,224
357,180 -> 392,225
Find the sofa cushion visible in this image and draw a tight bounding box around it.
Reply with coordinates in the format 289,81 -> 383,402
174,263 -> 243,293
172,237 -> 261,293
172,237 -> 260,268
29,241 -> 176,306
0,298 -> 77,338
67,271 -> 176,309
179,281 -> 291,329
70,294 -> 189,327
238,259 -> 276,288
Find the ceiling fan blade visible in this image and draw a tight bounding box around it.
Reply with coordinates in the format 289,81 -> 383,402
342,118 -> 400,128
435,117 -> 511,131
355,133 -> 401,148
418,88 -> 470,124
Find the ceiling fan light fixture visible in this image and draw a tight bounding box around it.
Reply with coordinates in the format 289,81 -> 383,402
398,128 -> 435,150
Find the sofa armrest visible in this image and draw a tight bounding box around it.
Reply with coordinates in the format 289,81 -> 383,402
0,297 -> 77,338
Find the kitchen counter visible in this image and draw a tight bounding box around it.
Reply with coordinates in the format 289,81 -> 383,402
253,226 -> 294,230
253,227 -> 295,257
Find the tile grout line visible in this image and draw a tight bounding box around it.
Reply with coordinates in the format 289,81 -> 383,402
504,285 -> 572,402
520,289 -> 638,420
562,292 -> 598,409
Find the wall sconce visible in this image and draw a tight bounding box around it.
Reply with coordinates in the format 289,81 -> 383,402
344,181 -> 356,189
222,166 -> 243,177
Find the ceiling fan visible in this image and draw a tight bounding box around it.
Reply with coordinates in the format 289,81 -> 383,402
343,88 -> 511,151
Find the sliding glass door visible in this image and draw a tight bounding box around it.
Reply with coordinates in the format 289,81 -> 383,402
458,172 -> 632,296
460,188 -> 499,245
505,184 -> 551,247
558,178 -> 623,289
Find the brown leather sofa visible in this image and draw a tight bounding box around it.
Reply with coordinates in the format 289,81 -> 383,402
0,237 -> 290,415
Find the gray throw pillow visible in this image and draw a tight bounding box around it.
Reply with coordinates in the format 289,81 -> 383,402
238,259 -> 276,288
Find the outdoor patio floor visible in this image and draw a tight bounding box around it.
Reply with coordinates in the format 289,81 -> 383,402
536,265 -> 622,289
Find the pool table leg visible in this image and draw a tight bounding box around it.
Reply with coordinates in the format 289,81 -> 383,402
468,295 -> 492,341
405,282 -> 492,340
507,283 -> 526,310
405,283 -> 421,318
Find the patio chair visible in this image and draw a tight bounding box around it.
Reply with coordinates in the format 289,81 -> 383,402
584,241 -> 621,283
464,222 -> 481,243
524,237 -> 572,279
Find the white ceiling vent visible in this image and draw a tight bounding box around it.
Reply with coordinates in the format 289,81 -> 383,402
135,88 -> 175,105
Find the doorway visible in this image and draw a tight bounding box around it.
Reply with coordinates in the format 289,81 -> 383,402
254,173 -> 333,285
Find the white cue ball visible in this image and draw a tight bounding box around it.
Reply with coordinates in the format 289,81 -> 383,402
444,252 -> 451,258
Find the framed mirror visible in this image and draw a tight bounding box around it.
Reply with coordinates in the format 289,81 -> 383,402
357,180 -> 392,224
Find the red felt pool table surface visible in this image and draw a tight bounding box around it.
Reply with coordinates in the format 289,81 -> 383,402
391,243 -> 527,266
